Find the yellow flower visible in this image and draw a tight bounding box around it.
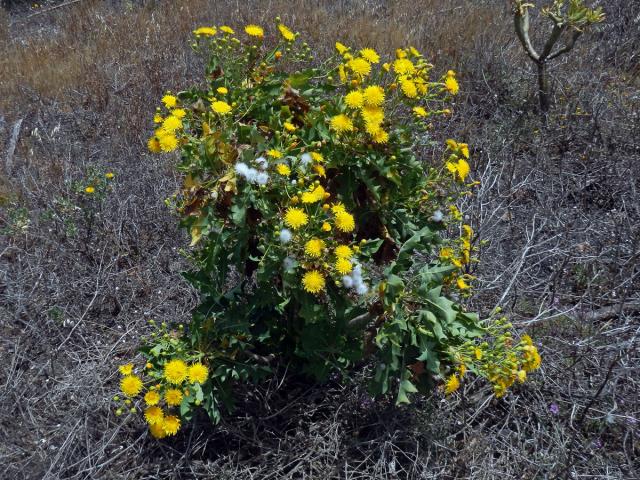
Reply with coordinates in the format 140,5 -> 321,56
400,79 -> 418,98
162,415 -> 181,436
161,94 -> 177,108
474,347 -> 483,360
393,58 -> 415,75
120,375 -> 143,397
360,106 -> 384,127
276,163 -> 291,176
335,258 -> 352,274
335,245 -> 352,259
335,211 -> 355,232
321,222 -> 332,232
283,122 -> 296,132
216,87 -> 228,94
212,101 -> 232,114
84,186 -> 95,194
517,370 -> 527,383
193,26 -> 216,36
164,359 -> 188,384
147,137 -> 161,153
311,152 -> 324,162
278,23 -> 295,41
301,185 -> 325,204
344,90 -> 364,108
338,64 -> 347,83
445,76 -> 459,95
330,114 -> 354,134
456,159 -> 470,182
162,115 -> 182,132
284,207 -> 308,230
313,164 -> 326,177
347,57 -> 371,77
460,143 -> 470,159
144,390 -> 160,406
302,270 -> 325,294
267,149 -> 283,158
119,364 -> 134,375
165,388 -> 183,406
449,205 -> 462,221
457,277 -> 471,290
371,128 -> 389,144
105,172 -> 115,179
153,113 -> 163,123
363,85 -> 385,106
413,106 -> 427,117
188,363 -> 209,383
171,108 -> 186,119
244,24 -> 264,38
220,25 -> 235,34
335,42 -> 349,54
149,422 -> 167,439
158,133 -> 178,152
305,238 -> 325,257
359,48 -> 380,64
144,406 -> 164,425
444,374 -> 460,395
331,202 -> 346,214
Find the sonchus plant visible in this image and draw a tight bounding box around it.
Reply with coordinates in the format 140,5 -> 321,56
114,21 -> 541,439
512,0 -> 604,114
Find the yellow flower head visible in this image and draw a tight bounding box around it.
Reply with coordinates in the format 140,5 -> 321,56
301,185 -> 325,204
321,222 -> 332,232
347,57 -> 371,77
305,238 -> 325,257
344,90 -> 364,109
244,24 -> 264,38
161,94 -> 177,108
445,76 -> 459,95
277,23 -> 295,41
371,128 -> 389,144
105,172 -> 115,179
212,101 -> 232,114
444,374 -> 460,395
335,257 -> 352,275
162,415 -> 181,436
216,87 -> 228,95
400,79 -> 418,98
276,163 -> 291,176
284,207 -> 308,230
149,422 -> 167,439
334,245 -> 353,259
165,388 -> 183,406
359,48 -> 380,64
171,108 -> 186,119
363,85 -> 385,107
162,115 -> 182,132
413,106 -> 427,117
393,58 -> 415,75
188,363 -> 209,383
335,42 -> 349,55
119,364 -> 134,375
164,359 -> 188,384
153,113 -> 163,123
158,132 -> 178,152
360,106 -> 384,127
85,186 -> 95,194
330,114 -> 354,134
193,26 -> 216,36
302,270 -> 325,294
311,152 -> 324,163
120,375 -> 143,397
144,406 -> 164,425
144,390 -> 160,406
335,210 -> 355,233
147,137 -> 161,153
457,277 -> 471,290
283,122 -> 296,132
267,149 -> 283,158
220,26 -> 235,34
313,164 -> 326,177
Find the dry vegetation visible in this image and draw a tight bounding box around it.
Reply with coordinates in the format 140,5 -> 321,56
1,0 -> 639,478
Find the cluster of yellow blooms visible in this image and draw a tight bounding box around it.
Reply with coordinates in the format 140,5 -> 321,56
444,331 -> 541,397
147,95 -> 186,153
116,359 -> 209,438
330,44 -> 459,145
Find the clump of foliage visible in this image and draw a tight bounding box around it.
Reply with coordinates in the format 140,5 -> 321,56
114,21 -> 541,438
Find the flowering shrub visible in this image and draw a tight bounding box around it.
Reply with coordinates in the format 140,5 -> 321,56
114,21 -> 541,438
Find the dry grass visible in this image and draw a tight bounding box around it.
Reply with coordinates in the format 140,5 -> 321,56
1,0 -> 639,478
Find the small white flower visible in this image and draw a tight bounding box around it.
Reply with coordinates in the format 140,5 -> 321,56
356,283 -> 369,295
256,172 -> 269,185
279,229 -> 292,244
431,210 -> 444,222
342,275 -> 354,288
245,167 -> 258,183
255,156 -> 268,169
235,162 -> 249,177
283,256 -> 296,270
352,264 -> 362,277
300,153 -> 312,166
